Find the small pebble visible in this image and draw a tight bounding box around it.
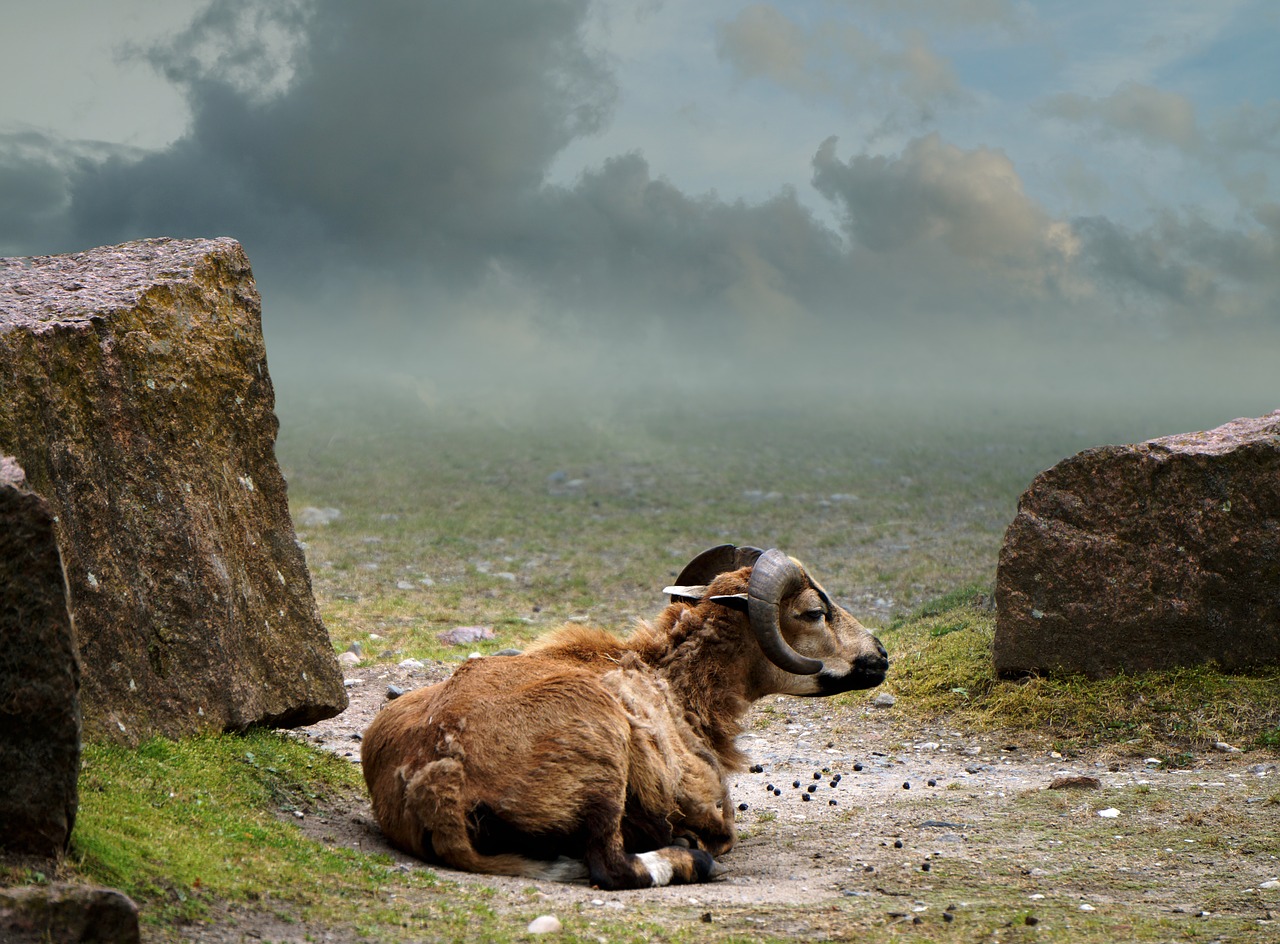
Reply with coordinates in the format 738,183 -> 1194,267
386,684 -> 405,700
527,915 -> 561,934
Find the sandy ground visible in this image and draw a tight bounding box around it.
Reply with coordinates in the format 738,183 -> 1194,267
257,657 -> 1280,938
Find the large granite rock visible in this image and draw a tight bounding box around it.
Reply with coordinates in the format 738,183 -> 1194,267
0,884 -> 139,944
0,238 -> 346,742
0,457 -> 80,856
995,411 -> 1280,678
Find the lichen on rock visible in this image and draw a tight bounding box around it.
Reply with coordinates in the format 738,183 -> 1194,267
0,238 -> 347,742
994,410 -> 1280,678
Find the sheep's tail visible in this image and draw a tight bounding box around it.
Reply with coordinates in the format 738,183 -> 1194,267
402,758 -> 588,882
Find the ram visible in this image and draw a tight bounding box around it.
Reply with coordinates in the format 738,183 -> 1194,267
361,545 -> 888,889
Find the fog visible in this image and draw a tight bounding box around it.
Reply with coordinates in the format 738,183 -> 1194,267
2,0 -> 1276,440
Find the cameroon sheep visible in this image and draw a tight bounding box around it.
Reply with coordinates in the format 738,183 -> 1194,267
361,545 -> 888,889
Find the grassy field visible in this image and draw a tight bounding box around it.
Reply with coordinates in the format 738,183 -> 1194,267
273,378 -> 1232,661
9,379 -> 1277,942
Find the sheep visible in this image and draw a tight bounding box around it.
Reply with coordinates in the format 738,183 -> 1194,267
361,544 -> 888,890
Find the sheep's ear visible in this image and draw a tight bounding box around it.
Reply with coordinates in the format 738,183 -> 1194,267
663,585 -> 707,603
709,593 -> 750,613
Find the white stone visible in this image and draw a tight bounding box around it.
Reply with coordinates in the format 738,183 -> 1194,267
527,915 -> 562,934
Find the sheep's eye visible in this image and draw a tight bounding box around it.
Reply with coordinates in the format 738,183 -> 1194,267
800,608 -> 826,622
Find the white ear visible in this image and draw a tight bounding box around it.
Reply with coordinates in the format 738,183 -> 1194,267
709,593 -> 750,613
663,585 -> 707,602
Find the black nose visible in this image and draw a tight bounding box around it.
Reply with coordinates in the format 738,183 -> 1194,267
859,636 -> 890,676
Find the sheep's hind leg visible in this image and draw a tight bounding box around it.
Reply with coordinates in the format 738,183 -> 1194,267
580,796 -> 724,889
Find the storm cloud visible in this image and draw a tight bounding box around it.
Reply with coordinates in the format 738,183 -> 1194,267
1,0 -> 1276,404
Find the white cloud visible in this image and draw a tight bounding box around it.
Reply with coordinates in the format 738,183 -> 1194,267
716,3 -> 968,117
1042,82 -> 1201,152
811,133 -> 1080,291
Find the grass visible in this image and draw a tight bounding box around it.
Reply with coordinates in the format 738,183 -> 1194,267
875,591 -> 1280,757
70,731 -> 439,934
10,382 -> 1278,941
58,731 -> 699,943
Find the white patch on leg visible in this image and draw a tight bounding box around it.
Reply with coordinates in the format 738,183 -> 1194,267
637,851 -> 675,887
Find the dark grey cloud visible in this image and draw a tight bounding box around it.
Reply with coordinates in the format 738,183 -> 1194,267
61,0 -> 616,287
1075,207 -> 1280,325
1,0 -> 1276,384
0,132 -> 141,256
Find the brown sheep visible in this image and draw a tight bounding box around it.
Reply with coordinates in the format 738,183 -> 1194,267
361,545 -> 888,889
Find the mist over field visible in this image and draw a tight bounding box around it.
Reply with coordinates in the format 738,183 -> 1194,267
3,1 -> 1277,442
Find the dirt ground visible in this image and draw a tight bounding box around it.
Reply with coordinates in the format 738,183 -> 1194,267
183,657 -> 1279,943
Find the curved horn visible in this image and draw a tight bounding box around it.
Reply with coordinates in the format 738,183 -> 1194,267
669,544 -> 764,602
747,549 -> 824,676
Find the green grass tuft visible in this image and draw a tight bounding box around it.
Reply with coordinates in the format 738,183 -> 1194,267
877,592 -> 1280,755
71,731 -> 439,930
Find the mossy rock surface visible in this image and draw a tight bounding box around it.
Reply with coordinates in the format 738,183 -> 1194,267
0,238 -> 346,743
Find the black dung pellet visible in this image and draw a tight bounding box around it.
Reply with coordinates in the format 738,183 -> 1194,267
830,780 -> 839,788
927,779 -> 937,787
829,799 -> 838,806
793,780 -> 801,789
807,784 -> 817,793
853,763 -> 863,771
893,840 -> 903,848
833,773 -> 842,782
903,781 -> 911,790
774,788 -> 782,796
921,862 -> 931,872
749,764 -> 764,773
813,772 -> 822,780
738,803 -> 748,812
766,784 -> 775,792
801,793 -> 811,802
943,912 -> 954,923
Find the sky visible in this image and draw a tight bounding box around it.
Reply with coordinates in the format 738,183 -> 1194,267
1,0 -> 1277,418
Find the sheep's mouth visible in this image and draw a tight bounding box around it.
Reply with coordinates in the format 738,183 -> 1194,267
805,665 -> 888,696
